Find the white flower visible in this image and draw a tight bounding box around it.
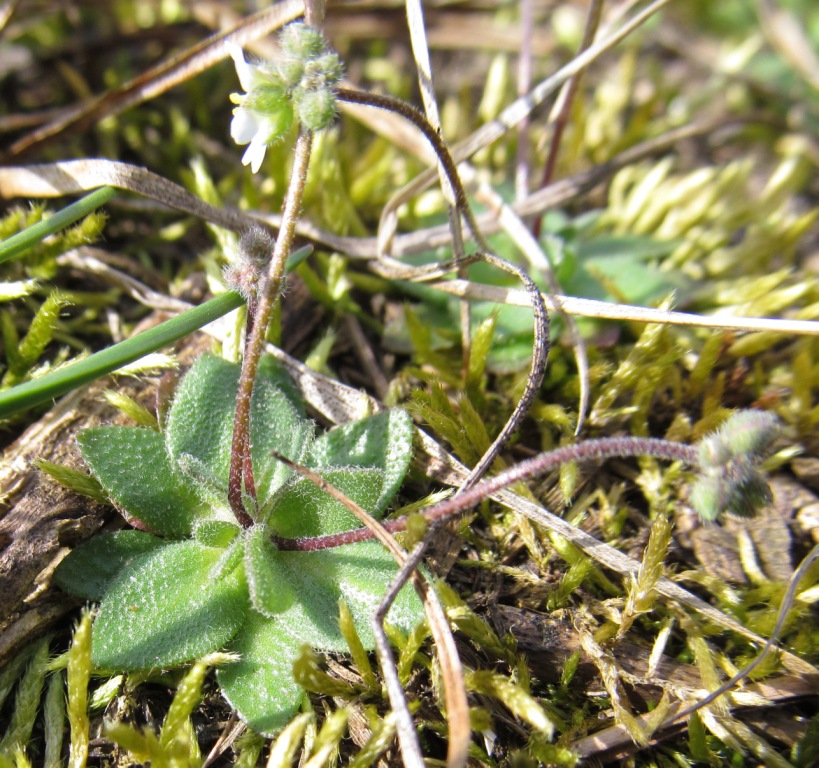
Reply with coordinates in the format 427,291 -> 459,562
228,44 -> 293,174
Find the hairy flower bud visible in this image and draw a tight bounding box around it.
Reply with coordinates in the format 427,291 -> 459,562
240,224 -> 274,265
690,410 -> 780,521
279,22 -> 326,61
293,87 -> 337,132
224,225 -> 273,300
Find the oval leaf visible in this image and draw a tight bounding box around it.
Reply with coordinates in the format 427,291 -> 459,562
165,355 -> 240,491
166,354 -> 314,507
92,540 -> 248,670
78,427 -> 206,536
218,612 -> 307,736
309,409 -> 414,513
265,467 -> 383,537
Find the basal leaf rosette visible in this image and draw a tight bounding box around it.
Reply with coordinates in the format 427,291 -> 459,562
54,353 -> 422,734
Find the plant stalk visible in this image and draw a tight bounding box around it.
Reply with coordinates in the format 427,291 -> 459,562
228,130 -> 314,525
272,436 -> 699,550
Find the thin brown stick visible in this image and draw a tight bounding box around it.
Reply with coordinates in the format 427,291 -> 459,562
533,0 -> 604,238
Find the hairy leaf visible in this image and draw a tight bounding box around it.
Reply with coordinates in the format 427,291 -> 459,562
165,355 -> 241,491
309,408 -> 414,513
265,541 -> 423,652
265,467 -> 383,536
244,524 -> 295,617
79,427 -> 207,536
166,354 -> 313,503
92,541 -> 248,670
54,530 -> 166,600
217,613 -> 307,736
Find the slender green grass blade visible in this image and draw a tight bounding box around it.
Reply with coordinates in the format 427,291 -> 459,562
0,187 -> 117,266
0,291 -> 244,419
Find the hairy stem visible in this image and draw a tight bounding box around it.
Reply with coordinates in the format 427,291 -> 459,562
227,130 -> 313,525
273,436 -> 699,550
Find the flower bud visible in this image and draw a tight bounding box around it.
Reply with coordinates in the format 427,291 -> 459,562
240,224 -> 274,266
276,57 -> 304,89
690,410 -> 780,521
293,86 -> 337,132
280,22 -> 326,61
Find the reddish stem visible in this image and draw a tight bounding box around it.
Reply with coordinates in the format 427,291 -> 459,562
227,131 -> 314,526
273,436 -> 699,551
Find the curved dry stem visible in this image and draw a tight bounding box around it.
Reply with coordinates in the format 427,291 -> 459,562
335,87 -> 551,492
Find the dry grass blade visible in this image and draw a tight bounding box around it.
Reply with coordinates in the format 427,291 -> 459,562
377,0 -> 674,245
56,248 -> 193,313
756,0 -> 819,91
358,116 -> 753,261
539,0 -> 605,195
4,0 -> 303,160
270,453 -> 466,768
0,160 -> 252,232
431,279 -> 819,336
0,117 -> 747,264
405,0 -> 471,449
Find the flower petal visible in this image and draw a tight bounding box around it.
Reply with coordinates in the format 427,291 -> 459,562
228,43 -> 261,92
242,140 -> 267,174
230,107 -> 259,145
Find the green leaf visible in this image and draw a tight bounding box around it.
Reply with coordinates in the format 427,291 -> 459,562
0,291 -> 244,420
309,409 -> 414,513
265,468 -> 383,537
92,540 -> 248,670
54,531 -> 166,600
78,427 -> 208,536
263,541 -> 424,652
166,354 -> 313,506
217,613 -> 307,736
244,524 -> 296,617
165,355 -> 240,491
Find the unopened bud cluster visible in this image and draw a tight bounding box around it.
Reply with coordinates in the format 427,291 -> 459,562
229,23 -> 342,172
690,410 -> 780,521
223,225 -> 273,301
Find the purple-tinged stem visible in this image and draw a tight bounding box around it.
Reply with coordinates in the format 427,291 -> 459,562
274,436 -> 699,551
